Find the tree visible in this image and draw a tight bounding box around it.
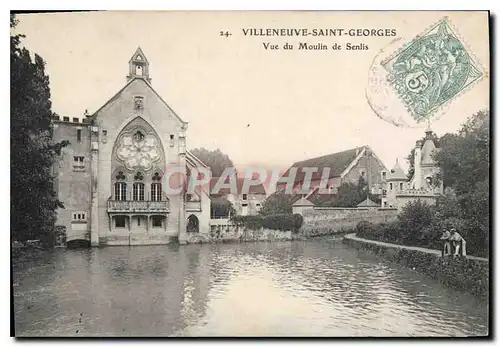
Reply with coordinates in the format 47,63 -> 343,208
11,15 -> 68,245
433,111 -> 489,255
258,190 -> 296,215
210,195 -> 236,219
190,148 -> 234,177
315,177 -> 380,207
433,110 -> 489,195
397,200 -> 433,245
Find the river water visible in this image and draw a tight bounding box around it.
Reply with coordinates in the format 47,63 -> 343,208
13,238 -> 488,337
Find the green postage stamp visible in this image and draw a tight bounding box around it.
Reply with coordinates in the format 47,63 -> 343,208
382,18 -> 483,122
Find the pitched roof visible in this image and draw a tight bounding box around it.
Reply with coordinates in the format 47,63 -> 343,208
90,77 -> 187,126
283,147 -> 363,182
186,150 -> 209,168
209,177 -> 266,195
129,47 -> 149,63
387,160 -> 407,181
357,198 -> 379,207
292,198 -> 314,206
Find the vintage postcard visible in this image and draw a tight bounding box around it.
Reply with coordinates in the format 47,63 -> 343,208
11,11 -> 490,337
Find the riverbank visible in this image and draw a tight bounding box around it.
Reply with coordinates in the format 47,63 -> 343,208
187,226 -> 352,244
343,233 -> 489,298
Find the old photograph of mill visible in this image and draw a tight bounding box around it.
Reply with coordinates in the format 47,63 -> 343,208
11,11 -> 490,337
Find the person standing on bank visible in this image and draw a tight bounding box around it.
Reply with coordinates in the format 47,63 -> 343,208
440,229 -> 451,257
449,228 -> 466,257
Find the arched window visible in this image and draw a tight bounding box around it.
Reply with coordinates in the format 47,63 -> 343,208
136,64 -> 143,76
187,215 -> 199,233
151,172 -> 162,201
133,172 -> 145,201
114,171 -> 127,200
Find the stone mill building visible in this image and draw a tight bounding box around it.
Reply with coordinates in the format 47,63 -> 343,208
51,48 -> 211,246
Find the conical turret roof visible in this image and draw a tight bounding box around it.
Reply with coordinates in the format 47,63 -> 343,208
387,159 -> 407,181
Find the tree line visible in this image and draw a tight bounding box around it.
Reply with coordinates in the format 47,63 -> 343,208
11,15 -> 68,245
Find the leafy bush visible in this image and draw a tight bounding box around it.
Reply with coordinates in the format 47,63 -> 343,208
258,191 -> 295,215
232,213 -> 303,231
355,221 -> 376,237
354,199 -> 487,257
314,177 -> 380,207
232,215 -> 264,230
210,196 -> 236,218
396,200 -> 433,246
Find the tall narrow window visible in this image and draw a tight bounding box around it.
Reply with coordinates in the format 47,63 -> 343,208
114,182 -> 127,201
133,183 -> 145,201
151,172 -> 162,201
389,183 -> 393,190
136,65 -> 143,76
133,172 -> 144,201
151,183 -> 162,201
77,129 -> 82,142
114,171 -> 127,200
400,182 -> 404,191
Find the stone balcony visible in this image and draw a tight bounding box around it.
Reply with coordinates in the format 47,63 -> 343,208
107,200 -> 170,213
396,188 -> 442,196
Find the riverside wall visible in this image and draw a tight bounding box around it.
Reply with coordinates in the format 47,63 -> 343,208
343,233 -> 489,297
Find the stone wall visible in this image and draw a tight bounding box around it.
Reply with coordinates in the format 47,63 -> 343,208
343,234 -> 489,297
186,225 -> 295,244
52,121 -> 92,241
297,207 -> 398,237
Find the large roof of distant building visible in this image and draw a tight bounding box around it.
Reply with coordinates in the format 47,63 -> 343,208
282,146 -> 365,182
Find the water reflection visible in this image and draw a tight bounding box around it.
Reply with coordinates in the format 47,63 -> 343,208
13,239 -> 488,337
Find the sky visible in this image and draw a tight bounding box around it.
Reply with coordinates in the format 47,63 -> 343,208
14,11 -> 489,173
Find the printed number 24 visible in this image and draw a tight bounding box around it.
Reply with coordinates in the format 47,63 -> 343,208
220,31 -> 231,37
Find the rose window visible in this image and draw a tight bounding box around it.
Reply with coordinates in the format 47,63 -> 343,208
116,130 -> 161,171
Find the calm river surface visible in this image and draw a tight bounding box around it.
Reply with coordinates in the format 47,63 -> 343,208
13,238 -> 488,337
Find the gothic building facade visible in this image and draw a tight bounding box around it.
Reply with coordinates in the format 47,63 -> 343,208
52,48 -> 211,246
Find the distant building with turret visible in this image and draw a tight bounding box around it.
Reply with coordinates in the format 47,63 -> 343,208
380,127 -> 443,209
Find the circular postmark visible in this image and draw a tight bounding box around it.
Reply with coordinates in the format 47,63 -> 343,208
366,18 -> 484,129
366,38 -> 450,128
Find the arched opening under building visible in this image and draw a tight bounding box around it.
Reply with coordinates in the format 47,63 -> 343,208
67,239 -> 90,249
187,214 -> 199,233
